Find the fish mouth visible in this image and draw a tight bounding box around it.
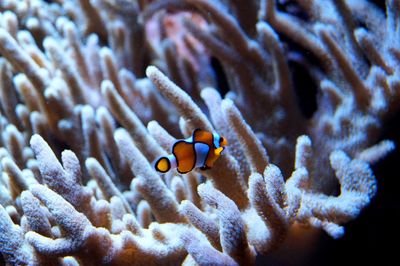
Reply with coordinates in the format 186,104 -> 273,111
215,147 -> 224,156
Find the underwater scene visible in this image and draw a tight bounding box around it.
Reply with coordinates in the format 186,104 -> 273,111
0,0 -> 398,265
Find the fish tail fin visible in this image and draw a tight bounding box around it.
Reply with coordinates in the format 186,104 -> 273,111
154,156 -> 171,173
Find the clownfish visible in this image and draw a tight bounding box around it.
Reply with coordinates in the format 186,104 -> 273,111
154,128 -> 228,174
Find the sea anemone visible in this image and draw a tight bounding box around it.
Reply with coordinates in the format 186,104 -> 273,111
0,0 -> 398,265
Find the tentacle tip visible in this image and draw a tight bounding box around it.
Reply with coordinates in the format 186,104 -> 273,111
200,87 -> 218,98
29,134 -> 44,147
42,36 -> 57,50
85,157 -> 97,168
220,98 -> 234,114
297,135 -> 311,146
28,183 -> 43,194
145,65 -> 159,78
147,120 -> 159,131
196,183 -> 208,195
101,79 -> 114,95
179,200 -> 190,211
329,150 -> 350,169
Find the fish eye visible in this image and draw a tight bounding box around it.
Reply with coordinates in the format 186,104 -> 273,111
219,137 -> 224,143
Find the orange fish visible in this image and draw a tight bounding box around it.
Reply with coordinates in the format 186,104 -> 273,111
154,129 -> 228,174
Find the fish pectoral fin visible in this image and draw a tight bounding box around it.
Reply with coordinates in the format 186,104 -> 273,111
199,165 -> 211,171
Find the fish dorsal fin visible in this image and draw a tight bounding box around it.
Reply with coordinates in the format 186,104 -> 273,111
192,128 -> 214,148
172,140 -> 196,174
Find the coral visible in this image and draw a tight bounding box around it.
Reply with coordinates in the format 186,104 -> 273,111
0,0 -> 397,265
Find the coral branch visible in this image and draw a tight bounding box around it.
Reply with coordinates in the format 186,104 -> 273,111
0,204 -> 34,264
102,79 -> 165,161
198,183 -> 255,264
30,135 -> 92,216
114,129 -> 185,223
180,200 -> 220,249
222,99 -> 269,173
146,65 -> 213,132
182,229 -> 238,266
